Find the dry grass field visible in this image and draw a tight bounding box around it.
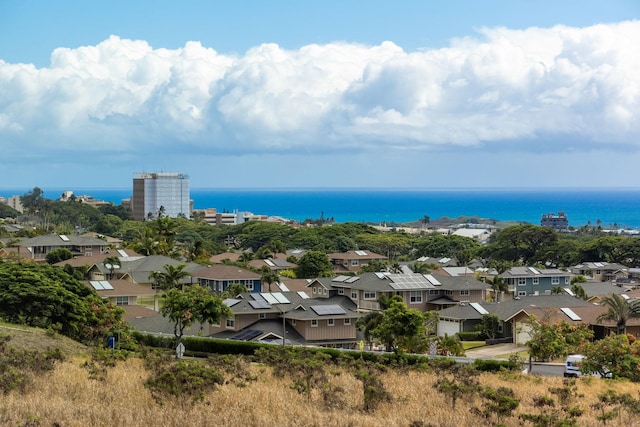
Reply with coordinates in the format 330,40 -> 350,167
2,353 -> 640,427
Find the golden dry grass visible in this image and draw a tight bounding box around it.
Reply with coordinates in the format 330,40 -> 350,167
2,356 -> 640,427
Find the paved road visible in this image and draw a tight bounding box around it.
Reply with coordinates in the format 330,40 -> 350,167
465,343 -> 566,377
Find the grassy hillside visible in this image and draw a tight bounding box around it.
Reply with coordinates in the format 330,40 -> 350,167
0,327 -> 637,427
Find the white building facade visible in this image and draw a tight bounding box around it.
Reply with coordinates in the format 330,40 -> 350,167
132,172 -> 190,220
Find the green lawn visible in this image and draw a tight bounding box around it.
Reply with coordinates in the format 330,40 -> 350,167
462,341 -> 486,350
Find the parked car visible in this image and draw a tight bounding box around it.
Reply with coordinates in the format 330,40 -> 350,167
564,354 -> 611,378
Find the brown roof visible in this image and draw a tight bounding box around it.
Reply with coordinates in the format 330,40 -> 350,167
327,250 -> 387,260
85,279 -> 155,297
120,305 -> 158,320
191,264 -> 260,280
209,252 -> 241,263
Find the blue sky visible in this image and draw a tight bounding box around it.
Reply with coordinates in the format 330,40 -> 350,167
0,1 -> 639,189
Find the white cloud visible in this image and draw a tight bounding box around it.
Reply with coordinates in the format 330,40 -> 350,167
1,22 -> 639,162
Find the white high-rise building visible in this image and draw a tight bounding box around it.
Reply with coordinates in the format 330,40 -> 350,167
132,172 -> 190,220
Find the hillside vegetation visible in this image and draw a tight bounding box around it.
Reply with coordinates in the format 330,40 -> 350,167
1,327 -> 639,427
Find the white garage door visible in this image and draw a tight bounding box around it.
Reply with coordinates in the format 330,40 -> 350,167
515,322 -> 533,345
438,320 -> 461,337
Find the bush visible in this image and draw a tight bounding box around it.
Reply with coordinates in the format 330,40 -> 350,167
457,332 -> 484,341
474,358 -> 521,372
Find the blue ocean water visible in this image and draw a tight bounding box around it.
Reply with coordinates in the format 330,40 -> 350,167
2,187 -> 640,228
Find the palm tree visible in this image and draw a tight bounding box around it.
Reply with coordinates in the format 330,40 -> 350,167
550,286 -> 564,295
356,311 -> 383,350
597,293 -> 640,335
260,267 -> 279,293
155,264 -> 191,291
103,255 -> 121,280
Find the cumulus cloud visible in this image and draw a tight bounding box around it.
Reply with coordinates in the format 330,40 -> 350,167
1,21 -> 639,160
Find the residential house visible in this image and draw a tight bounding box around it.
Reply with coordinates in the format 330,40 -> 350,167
437,294 -> 595,341
209,291 -> 361,348
192,264 -> 263,293
499,266 -> 572,297
308,271 -> 490,312
248,257 -> 297,273
327,250 -> 387,273
13,234 -> 108,261
87,255 -> 201,286
570,262 -> 629,282
85,279 -> 158,320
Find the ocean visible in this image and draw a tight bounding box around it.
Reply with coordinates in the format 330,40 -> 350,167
2,187 -> 640,228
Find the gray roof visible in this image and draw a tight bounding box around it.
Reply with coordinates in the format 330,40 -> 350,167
226,292 -> 360,321
313,272 -> 490,292
499,267 -> 570,278
14,234 -> 107,247
118,255 -> 202,284
439,294 -> 595,322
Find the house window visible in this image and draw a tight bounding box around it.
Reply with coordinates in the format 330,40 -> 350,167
351,260 -> 359,266
429,290 -> 439,295
328,319 -> 335,327
410,291 -> 422,304
364,291 -> 376,300
551,277 -> 560,285
115,296 -> 128,306
445,290 -> 453,296
338,288 -> 344,295
246,282 -> 254,291
313,287 -> 317,294
565,277 -> 569,285
226,318 -> 235,328
85,252 -> 92,257
311,319 -> 318,328
259,313 -> 266,319
323,288 -> 327,295
518,291 -> 527,297
459,290 -> 470,297
518,278 -> 526,286
532,277 -> 539,285
344,318 -> 351,326
351,291 -> 358,299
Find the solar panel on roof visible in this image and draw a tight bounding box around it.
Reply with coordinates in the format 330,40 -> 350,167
424,274 -> 441,286
311,305 -> 346,316
272,292 -> 290,304
59,235 -> 70,241
560,307 -> 582,321
470,303 -> 489,315
223,298 -> 242,307
117,249 -> 128,257
264,259 -> 275,267
249,300 -> 271,309
297,291 -> 309,299
333,275 -> 349,282
252,293 -> 266,301
355,250 -> 368,256
232,329 -> 262,341
345,276 -> 360,283
277,282 -> 290,292
99,281 -> 114,290
261,293 -> 279,304
89,280 -> 103,290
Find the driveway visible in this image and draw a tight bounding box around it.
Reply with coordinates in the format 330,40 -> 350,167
464,343 -> 524,359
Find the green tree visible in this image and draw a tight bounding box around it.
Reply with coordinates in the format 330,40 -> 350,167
597,294 -> 640,335
526,318 -> 593,362
260,267 -> 279,292
103,255 -> 121,279
371,296 -> 427,353
160,285 -> 231,351
0,263 -> 127,343
221,282 -> 248,299
476,313 -> 501,340
582,334 -> 640,380
153,264 -> 191,291
45,248 -> 73,264
296,250 -> 333,278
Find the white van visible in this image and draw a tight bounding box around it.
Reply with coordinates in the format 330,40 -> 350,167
564,354 -> 585,378
564,354 -> 612,378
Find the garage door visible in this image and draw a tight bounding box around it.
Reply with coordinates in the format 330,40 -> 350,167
515,322 -> 533,345
438,320 -> 461,337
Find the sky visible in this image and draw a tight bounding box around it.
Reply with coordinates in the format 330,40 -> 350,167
0,0 -> 639,190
